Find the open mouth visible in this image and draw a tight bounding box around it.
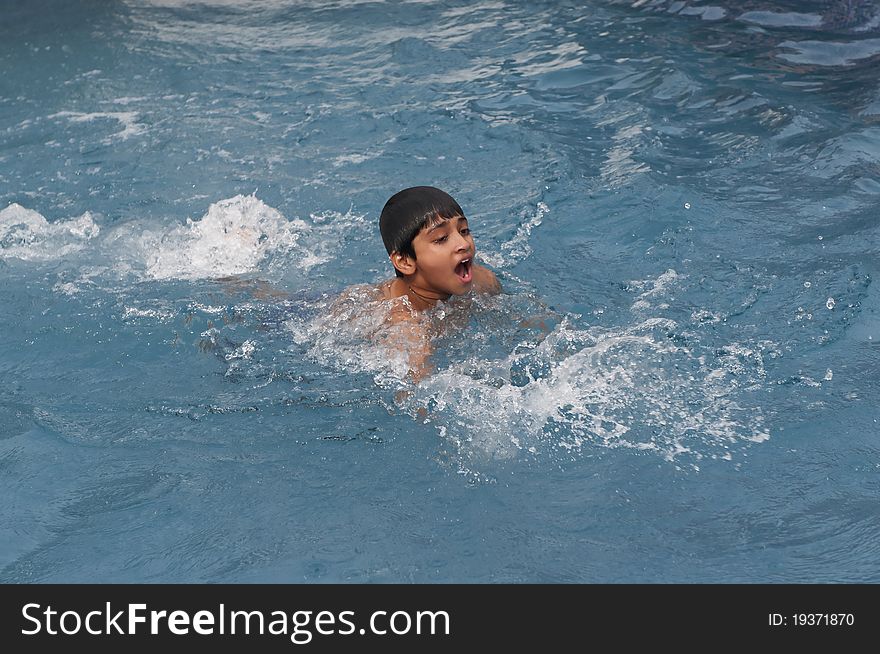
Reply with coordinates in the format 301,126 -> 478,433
454,258 -> 473,283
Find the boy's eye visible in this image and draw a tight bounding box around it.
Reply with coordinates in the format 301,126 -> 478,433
460,228 -> 470,236
434,235 -> 448,243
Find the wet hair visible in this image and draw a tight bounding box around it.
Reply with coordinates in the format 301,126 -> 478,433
379,186 -> 465,277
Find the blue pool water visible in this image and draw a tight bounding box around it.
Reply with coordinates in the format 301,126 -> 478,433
2,0 -> 879,583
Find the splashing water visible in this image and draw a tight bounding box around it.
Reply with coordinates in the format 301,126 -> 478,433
141,194 -> 311,281
285,269 -> 771,473
1,195 -> 370,288
410,315 -> 770,471
0,203 -> 100,261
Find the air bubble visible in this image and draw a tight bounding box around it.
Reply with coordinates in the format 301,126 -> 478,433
803,281 -> 811,288
825,297 -> 835,310
684,202 -> 691,209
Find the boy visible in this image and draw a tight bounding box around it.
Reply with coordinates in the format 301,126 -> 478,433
370,186 -> 501,383
223,186 -> 502,385
377,186 -> 500,309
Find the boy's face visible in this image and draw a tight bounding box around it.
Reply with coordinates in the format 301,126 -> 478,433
405,214 -> 476,296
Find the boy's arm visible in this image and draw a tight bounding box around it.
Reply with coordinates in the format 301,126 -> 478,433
214,275 -> 289,299
384,301 -> 434,384
402,330 -> 433,384
472,262 -> 501,295
518,295 -> 560,338
388,325 -> 432,420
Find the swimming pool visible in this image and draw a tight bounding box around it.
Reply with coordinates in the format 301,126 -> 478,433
1,0 -> 878,583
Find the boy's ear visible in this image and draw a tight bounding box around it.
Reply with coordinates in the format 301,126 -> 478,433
390,252 -> 416,276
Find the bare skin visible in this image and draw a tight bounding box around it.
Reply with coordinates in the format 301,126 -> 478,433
217,214 -> 502,390
214,276 -> 289,299
377,214 -> 501,384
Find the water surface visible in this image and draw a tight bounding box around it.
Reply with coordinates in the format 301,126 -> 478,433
1,0 -> 879,582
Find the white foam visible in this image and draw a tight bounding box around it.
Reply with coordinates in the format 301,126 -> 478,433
141,194 -> 310,281
122,306 -> 176,322
225,339 -> 257,361
630,268 -> 682,312
410,315 -> 771,467
331,153 -> 376,167
4,195 -> 365,285
53,282 -> 82,296
0,203 -> 100,261
113,96 -> 150,105
298,270 -> 771,470
49,111 -> 145,142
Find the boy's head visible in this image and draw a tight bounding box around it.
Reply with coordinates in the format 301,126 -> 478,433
379,186 -> 466,278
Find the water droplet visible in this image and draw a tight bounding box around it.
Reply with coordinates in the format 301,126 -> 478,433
826,297 -> 835,310
803,281 -> 811,288
684,202 -> 691,209
824,369 -> 833,381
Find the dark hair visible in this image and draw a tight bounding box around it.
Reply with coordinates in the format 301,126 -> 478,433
379,186 -> 465,277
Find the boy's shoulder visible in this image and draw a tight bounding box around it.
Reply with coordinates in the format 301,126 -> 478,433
472,262 -> 501,295
378,280 -> 423,326
331,280 -> 420,325
333,282 -> 383,304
